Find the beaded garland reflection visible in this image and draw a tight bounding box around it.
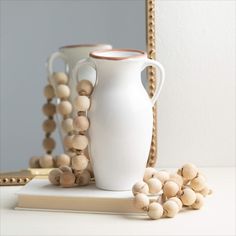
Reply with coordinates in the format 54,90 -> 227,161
132,163 -> 212,220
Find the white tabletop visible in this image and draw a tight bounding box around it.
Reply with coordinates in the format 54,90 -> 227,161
0,167 -> 235,236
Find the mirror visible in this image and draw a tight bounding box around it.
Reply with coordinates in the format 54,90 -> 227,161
0,0 -> 157,184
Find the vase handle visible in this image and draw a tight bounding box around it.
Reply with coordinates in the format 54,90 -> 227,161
142,59 -> 165,106
73,58 -> 97,87
47,51 -> 69,87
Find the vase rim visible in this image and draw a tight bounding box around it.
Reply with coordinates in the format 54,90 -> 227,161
90,49 -> 147,61
60,44 -> 112,49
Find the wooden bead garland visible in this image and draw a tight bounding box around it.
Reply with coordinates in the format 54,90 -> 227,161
29,82 -> 57,168
132,163 -> 212,220
48,77 -> 94,187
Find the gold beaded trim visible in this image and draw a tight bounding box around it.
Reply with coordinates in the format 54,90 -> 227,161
146,0 -> 157,167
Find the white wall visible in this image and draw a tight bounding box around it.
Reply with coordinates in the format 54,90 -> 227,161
156,0 -> 235,167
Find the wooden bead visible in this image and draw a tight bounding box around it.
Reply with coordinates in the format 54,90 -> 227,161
180,188 -> 197,206
53,72 -> 68,84
181,163 -> 198,180
74,96 -> 90,111
59,165 -> 73,173
43,137 -> 56,151
77,80 -> 93,96
44,84 -> 55,99
169,173 -> 183,187
133,193 -> 150,210
191,193 -> 204,210
132,181 -> 149,196
72,155 -> 89,171
169,197 -> 183,210
66,150 -> 76,158
48,168 -> 63,185
75,170 -> 91,186
42,119 -> 56,133
163,181 -> 179,198
143,167 -> 157,182
29,156 -> 40,168
73,116 -> 90,132
60,171 -> 75,187
147,178 -> 162,194
154,170 -> 170,184
57,101 -> 72,116
147,202 -> 163,220
42,103 -> 56,116
72,135 -> 88,150
55,154 -> 70,167
63,135 -> 74,149
61,118 -> 74,133
200,185 -> 211,196
163,200 -> 179,218
56,84 -> 70,99
39,154 -> 54,168
190,175 -> 206,192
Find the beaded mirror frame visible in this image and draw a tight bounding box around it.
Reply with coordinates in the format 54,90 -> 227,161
0,0 -> 157,186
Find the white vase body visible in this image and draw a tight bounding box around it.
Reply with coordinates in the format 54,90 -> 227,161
74,49 -> 165,191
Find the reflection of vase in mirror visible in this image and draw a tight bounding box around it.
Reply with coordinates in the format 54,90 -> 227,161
74,49 -> 165,191
47,44 -> 112,151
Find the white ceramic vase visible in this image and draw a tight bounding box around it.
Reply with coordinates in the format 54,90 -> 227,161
73,49 -> 165,191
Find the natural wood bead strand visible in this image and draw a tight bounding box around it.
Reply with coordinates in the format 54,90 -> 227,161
33,80 -> 57,168
48,78 -> 94,187
132,163 -> 212,220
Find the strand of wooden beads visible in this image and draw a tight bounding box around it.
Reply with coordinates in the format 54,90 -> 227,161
29,81 -> 57,168
132,163 -> 212,220
52,72 -> 73,167
48,79 -> 94,187
70,80 -> 93,173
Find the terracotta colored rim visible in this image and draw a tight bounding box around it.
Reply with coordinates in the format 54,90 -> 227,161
60,44 -> 112,49
90,49 -> 147,60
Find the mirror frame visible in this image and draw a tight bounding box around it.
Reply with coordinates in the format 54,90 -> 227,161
0,0 -> 157,185
146,0 -> 157,167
